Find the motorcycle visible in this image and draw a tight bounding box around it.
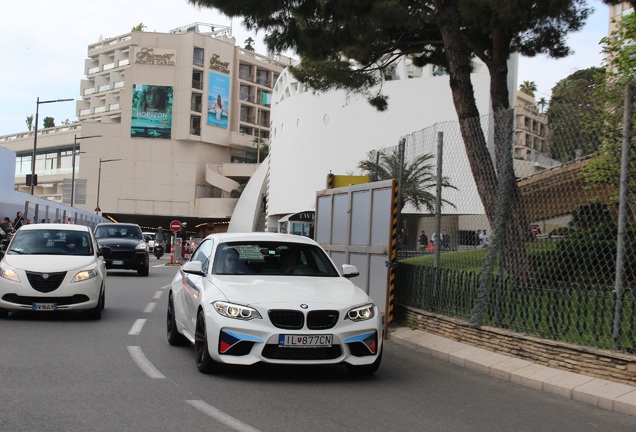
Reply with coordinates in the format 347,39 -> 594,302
154,241 -> 165,259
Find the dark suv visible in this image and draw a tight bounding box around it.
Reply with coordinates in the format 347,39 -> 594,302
94,223 -> 149,276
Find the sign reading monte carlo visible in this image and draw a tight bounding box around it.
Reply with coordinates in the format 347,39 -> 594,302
133,47 -> 177,66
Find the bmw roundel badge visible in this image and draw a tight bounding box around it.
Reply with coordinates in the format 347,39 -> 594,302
300,304 -> 308,309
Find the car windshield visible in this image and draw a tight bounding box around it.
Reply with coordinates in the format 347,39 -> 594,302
210,241 -> 339,277
95,225 -> 142,240
8,230 -> 93,256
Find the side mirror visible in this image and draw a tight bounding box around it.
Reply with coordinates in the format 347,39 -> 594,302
98,246 -> 112,258
341,264 -> 359,279
182,260 -> 205,276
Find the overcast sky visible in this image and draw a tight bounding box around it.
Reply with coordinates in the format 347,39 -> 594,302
0,0 -> 608,137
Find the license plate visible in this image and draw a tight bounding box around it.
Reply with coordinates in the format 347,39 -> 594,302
112,260 -> 124,265
33,303 -> 57,311
279,334 -> 333,348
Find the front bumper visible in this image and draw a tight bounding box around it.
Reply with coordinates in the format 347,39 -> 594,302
203,308 -> 383,366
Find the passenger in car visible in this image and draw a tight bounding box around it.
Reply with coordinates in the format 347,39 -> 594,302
219,248 -> 252,274
65,234 -> 88,255
279,248 -> 299,274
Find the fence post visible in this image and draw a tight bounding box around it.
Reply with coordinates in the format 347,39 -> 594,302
612,82 -> 633,350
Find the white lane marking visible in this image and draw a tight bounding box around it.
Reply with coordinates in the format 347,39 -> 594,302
127,346 -> 165,379
128,318 -> 146,335
153,291 -> 163,299
186,400 -> 262,432
160,283 -> 171,290
144,302 -> 156,313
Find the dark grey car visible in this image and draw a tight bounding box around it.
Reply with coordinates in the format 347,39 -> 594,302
94,223 -> 149,276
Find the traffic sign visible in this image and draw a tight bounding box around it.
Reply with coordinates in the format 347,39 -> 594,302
170,220 -> 182,232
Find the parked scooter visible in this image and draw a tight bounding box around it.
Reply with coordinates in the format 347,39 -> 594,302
154,241 -> 165,259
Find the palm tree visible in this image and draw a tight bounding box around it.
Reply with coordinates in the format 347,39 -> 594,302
536,97 -> 548,114
358,148 -> 457,212
519,80 -> 537,97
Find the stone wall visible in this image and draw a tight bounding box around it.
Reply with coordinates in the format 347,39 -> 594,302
395,304 -> 636,386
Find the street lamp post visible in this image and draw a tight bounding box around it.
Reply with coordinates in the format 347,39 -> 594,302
30,97 -> 74,195
95,158 -> 121,215
71,134 -> 101,207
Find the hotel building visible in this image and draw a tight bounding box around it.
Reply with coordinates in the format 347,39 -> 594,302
0,23 -> 291,231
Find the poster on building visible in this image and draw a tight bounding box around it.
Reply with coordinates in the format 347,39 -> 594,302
207,72 -> 230,129
131,84 -> 173,139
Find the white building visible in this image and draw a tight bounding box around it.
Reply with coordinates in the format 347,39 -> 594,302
230,56 -> 519,244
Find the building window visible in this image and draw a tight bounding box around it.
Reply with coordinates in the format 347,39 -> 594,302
405,57 -> 422,79
239,64 -> 252,81
192,70 -> 203,90
191,93 -> 202,112
383,65 -> 399,81
190,115 -> 201,135
193,47 -> 204,67
432,65 -> 447,76
256,69 -> 269,86
239,85 -> 251,102
240,106 -> 253,123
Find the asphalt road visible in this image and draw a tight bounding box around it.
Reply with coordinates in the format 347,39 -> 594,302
1,261 -> 634,431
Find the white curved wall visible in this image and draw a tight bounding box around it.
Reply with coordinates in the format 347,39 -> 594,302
229,56 -> 518,232
267,64 -> 493,218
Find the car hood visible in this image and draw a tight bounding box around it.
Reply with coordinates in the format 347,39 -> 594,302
3,255 -> 97,272
96,238 -> 142,248
210,276 -> 371,307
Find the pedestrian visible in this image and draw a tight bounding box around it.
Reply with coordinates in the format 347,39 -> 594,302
13,211 -> 24,230
418,230 -> 428,251
479,229 -> 489,247
1,217 -> 14,247
441,229 -> 450,251
397,227 -> 407,250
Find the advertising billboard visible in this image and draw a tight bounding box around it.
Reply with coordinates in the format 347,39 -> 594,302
207,71 -> 230,129
131,84 -> 173,139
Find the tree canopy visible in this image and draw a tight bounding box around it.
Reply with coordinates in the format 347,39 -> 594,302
581,10 -> 636,202
519,80 -> 537,97
43,117 -> 55,128
189,0 -> 590,113
546,67 -> 605,162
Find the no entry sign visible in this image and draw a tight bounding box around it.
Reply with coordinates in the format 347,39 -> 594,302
170,220 -> 182,232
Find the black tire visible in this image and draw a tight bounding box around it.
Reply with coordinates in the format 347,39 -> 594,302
87,289 -> 104,320
0,308 -> 9,319
346,348 -> 382,376
194,309 -> 219,373
138,262 -> 149,277
167,293 -> 189,346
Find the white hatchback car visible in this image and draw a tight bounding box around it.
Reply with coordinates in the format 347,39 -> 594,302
0,223 -> 110,319
167,232 -> 383,375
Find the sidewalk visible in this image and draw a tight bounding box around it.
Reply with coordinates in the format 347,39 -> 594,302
388,326 -> 636,417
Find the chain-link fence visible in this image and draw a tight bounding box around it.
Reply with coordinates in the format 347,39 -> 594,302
369,89 -> 635,354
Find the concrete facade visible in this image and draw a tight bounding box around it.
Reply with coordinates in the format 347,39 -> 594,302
0,23 -> 290,231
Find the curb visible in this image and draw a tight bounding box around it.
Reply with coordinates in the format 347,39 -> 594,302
388,326 -> 636,417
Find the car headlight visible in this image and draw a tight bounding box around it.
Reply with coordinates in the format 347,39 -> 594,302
346,303 -> 375,321
213,301 -> 262,320
136,242 -> 148,251
0,268 -> 20,282
72,269 -> 98,283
